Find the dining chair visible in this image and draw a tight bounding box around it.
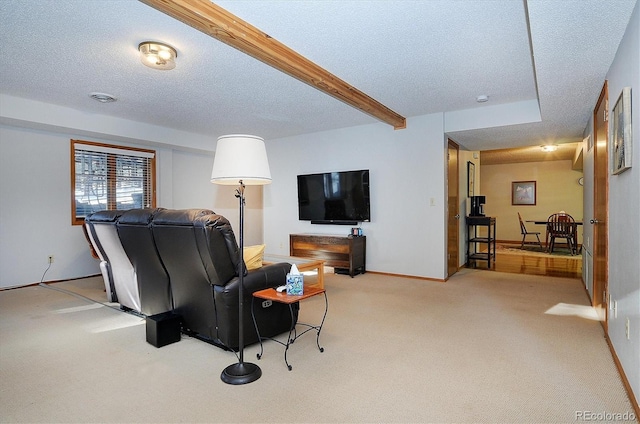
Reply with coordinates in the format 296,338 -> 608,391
517,212 -> 543,250
546,213 -> 576,255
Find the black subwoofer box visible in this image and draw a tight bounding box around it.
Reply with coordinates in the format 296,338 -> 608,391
146,312 -> 181,348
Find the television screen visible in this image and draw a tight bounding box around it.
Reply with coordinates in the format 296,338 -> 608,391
297,170 -> 370,224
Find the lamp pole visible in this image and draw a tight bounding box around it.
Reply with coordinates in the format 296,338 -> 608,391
220,180 -> 262,384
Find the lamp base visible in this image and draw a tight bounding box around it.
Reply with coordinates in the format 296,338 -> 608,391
221,362 -> 262,385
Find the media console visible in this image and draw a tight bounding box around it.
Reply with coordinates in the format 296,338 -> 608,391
290,234 -> 366,277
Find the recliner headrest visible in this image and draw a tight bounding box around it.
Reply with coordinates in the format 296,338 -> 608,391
118,208 -> 165,225
193,213 -> 241,280
193,214 -> 232,231
85,210 -> 125,223
152,209 -> 214,226
194,214 -> 239,255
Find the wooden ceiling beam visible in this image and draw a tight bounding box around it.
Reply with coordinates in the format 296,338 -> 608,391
139,0 -> 406,130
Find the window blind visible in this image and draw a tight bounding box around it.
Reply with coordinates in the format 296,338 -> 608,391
71,140 -> 155,224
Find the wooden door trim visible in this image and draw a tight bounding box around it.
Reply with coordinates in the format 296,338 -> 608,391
447,139 -> 460,279
593,80 -> 609,330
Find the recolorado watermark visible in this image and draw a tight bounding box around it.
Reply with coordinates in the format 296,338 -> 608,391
575,410 -> 636,421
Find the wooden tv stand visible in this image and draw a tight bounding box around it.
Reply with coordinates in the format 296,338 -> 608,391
290,234 -> 366,277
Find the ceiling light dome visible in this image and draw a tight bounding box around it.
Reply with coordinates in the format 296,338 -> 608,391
138,41 -> 177,70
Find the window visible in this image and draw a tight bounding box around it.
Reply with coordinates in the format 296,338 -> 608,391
71,140 -> 156,225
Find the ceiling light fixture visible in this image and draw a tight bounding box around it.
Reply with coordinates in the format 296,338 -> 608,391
89,92 -> 117,103
476,95 -> 489,103
138,41 -> 177,70
541,145 -> 558,152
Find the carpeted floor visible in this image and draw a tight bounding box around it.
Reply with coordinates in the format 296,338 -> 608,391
0,270 -> 636,423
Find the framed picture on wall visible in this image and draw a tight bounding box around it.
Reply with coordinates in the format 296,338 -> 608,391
512,181 -> 536,205
611,86 -> 632,175
467,161 -> 475,197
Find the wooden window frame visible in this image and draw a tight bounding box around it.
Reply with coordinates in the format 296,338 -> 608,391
70,140 -> 156,225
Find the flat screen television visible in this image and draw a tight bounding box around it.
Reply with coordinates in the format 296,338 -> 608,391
297,169 -> 370,225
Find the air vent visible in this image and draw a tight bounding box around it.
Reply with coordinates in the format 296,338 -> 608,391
89,92 -> 117,103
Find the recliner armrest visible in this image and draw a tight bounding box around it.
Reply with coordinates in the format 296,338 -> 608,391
246,262 -> 290,290
213,262 -> 295,349
220,262 -> 290,295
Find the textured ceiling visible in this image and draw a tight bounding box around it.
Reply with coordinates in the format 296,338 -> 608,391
0,0 -> 636,155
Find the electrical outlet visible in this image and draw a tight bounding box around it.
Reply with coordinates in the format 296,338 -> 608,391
626,318 -> 630,340
48,255 -> 54,264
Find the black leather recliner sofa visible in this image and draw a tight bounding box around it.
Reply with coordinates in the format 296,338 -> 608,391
151,209 -> 296,350
85,208 -> 297,350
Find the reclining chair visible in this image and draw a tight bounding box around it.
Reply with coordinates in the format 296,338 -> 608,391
116,208 -> 173,316
83,218 -> 117,303
85,210 -> 140,312
151,209 -> 296,350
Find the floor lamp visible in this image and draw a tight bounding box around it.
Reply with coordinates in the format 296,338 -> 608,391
211,134 -> 272,385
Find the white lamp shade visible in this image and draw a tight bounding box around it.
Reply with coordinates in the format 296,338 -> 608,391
211,135 -> 272,185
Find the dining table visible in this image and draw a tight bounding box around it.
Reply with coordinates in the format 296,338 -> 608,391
526,220 -> 583,253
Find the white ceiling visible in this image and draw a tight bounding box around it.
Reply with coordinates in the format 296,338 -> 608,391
0,0 -> 636,152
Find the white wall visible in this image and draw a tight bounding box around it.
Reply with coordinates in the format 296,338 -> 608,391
0,94 -> 214,152
0,123 -> 265,288
0,126 -> 98,287
264,113 -> 448,280
1,103 -> 449,286
604,0 -> 640,405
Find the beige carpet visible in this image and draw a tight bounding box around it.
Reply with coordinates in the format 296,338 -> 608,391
0,270 -> 636,423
